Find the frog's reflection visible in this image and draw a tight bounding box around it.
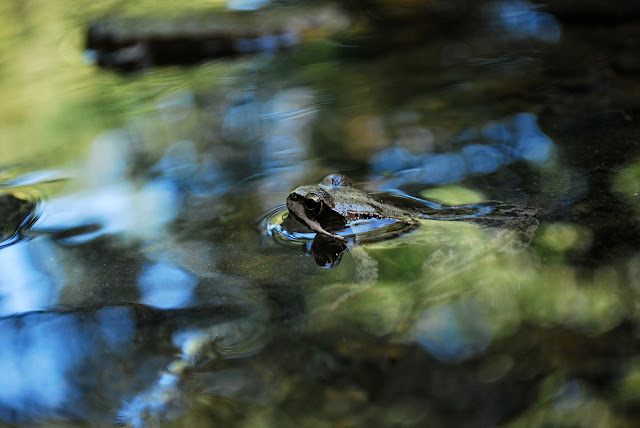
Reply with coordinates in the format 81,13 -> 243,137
304,235 -> 348,269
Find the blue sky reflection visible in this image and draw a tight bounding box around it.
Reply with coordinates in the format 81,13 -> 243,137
0,241 -> 60,316
370,113 -> 554,187
97,306 -> 136,351
0,313 -> 90,422
138,263 -> 198,309
34,180 -> 181,245
489,0 -> 562,43
412,299 -> 492,363
0,306 -> 150,423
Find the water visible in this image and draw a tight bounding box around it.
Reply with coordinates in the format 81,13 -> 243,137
1,0 -> 640,426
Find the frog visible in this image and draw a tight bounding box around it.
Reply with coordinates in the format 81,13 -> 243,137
286,173 -> 541,244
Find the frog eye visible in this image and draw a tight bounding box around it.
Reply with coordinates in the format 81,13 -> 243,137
304,193 -> 323,217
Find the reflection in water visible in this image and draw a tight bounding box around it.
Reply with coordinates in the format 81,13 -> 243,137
410,299 -> 492,363
306,235 -> 348,269
3,0 -> 640,425
0,56 -> 557,426
35,181 -> 181,245
370,113 -> 554,188
96,306 -> 136,351
228,0 -> 269,11
117,370 -> 187,427
31,125 -> 200,245
0,170 -> 49,249
119,311 -> 267,427
85,5 -> 348,72
0,194 -> 39,248
0,303 -> 257,425
152,140 -> 229,197
222,92 -> 264,143
0,76 -> 315,422
0,240 -> 62,316
138,262 -> 198,309
487,0 -> 562,43
0,313 -> 89,423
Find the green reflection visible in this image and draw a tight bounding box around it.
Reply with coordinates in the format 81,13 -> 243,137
0,0 -> 243,169
536,223 -> 592,254
1,0 -> 639,426
420,185 -> 485,205
306,216 -> 626,344
613,158 -> 640,221
503,377 -> 620,427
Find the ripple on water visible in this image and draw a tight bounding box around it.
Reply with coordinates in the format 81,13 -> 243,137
0,169 -> 63,248
0,193 -> 41,248
261,204 -> 315,245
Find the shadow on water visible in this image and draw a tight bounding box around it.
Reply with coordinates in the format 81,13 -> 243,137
0,0 -> 639,426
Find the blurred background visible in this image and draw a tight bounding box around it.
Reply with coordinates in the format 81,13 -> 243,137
1,0 -> 640,426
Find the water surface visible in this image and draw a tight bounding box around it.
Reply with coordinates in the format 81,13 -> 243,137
1,0 -> 640,426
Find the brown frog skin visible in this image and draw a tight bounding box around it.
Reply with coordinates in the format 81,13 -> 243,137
286,173 -> 541,242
